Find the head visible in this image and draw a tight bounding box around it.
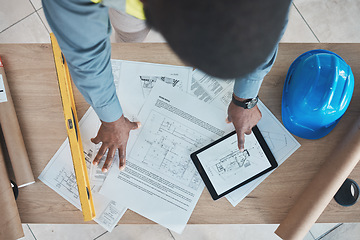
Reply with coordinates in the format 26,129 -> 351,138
143,0 -> 291,79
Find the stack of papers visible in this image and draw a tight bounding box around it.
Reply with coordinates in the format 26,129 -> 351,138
39,62 -> 300,233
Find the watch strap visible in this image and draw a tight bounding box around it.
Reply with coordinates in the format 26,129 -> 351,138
231,95 -> 258,109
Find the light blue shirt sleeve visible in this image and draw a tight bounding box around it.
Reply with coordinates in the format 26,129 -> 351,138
42,0 -> 122,123
233,46 -> 278,99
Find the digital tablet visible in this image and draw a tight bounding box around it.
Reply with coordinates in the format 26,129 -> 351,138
190,126 -> 277,200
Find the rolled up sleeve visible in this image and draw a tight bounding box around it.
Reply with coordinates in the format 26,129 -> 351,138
233,46 -> 278,99
42,0 -> 123,122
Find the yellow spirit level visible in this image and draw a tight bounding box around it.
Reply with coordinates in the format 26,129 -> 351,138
50,33 -> 95,221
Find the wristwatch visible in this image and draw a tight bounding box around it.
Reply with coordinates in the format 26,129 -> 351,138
231,95 -> 259,109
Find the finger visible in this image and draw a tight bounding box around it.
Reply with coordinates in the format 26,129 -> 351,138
119,146 -> 126,171
131,122 -> 141,130
127,120 -> 141,130
225,116 -> 232,124
91,136 -> 101,144
237,131 -> 246,152
102,147 -> 116,173
244,128 -> 252,135
93,144 -> 107,166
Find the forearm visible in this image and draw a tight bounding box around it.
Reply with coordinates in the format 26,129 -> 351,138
42,0 -> 123,122
233,46 -> 278,99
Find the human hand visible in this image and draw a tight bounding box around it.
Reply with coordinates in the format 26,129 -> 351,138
227,95 -> 262,151
91,115 -> 140,172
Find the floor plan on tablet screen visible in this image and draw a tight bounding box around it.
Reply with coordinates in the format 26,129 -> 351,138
197,131 -> 271,195
210,149 -> 250,180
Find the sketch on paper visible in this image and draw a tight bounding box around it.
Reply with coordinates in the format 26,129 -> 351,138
54,167 -> 79,199
130,110 -> 206,190
140,76 -> 181,97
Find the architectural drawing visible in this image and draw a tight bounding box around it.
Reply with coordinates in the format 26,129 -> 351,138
208,149 -> 252,180
54,167 -> 79,199
210,150 -> 250,180
130,110 -> 207,190
39,108 -> 127,232
140,76 -> 180,97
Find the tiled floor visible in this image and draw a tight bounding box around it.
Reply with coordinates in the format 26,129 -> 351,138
1,0 -> 360,239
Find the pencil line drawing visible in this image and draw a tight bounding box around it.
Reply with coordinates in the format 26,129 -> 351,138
140,76 -> 181,97
130,110 -> 206,190
54,167 -> 79,199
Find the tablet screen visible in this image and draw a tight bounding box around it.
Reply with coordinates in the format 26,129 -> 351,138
191,126 -> 277,200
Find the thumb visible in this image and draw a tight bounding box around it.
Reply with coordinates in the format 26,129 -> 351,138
226,116 -> 232,124
124,117 -> 141,130
91,136 -> 101,144
131,121 -> 141,130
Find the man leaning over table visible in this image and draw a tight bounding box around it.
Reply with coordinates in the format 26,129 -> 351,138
42,0 -> 291,172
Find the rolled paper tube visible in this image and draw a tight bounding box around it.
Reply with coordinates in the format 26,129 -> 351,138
275,116 -> 360,240
0,57 -> 34,187
0,143 -> 24,240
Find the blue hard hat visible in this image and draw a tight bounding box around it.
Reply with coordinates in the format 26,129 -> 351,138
282,49 -> 354,139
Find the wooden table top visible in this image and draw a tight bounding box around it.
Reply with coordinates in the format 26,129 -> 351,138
0,43 -> 359,224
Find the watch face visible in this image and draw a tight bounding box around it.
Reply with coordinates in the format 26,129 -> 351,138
246,98 -> 258,109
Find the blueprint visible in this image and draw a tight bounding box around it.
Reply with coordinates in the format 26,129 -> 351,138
38,108 -> 127,232
187,70 -> 301,206
112,60 -> 193,119
100,81 -> 233,233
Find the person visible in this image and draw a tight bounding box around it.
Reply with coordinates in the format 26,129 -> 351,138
42,0 -> 291,172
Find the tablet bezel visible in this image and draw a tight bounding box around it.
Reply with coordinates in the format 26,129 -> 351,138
190,126 -> 278,200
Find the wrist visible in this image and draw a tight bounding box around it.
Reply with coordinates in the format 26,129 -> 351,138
231,94 -> 258,109
233,95 -> 250,102
101,115 -> 124,126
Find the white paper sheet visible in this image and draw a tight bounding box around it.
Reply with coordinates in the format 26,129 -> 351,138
189,69 -> 233,110
39,60 -> 194,232
38,108 -> 127,232
112,60 -> 193,119
100,81 -> 233,233
188,70 -> 301,206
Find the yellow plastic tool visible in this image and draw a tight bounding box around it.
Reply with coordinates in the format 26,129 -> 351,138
50,33 -> 95,221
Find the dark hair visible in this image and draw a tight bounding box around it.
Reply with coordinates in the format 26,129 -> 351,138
144,0 -> 291,79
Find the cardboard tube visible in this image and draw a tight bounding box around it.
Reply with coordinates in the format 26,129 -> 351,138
275,116 -> 360,240
0,143 -> 24,240
0,57 -> 34,187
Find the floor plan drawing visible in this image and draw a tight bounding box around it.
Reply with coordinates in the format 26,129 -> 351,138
213,150 -> 251,179
130,110 -> 206,190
